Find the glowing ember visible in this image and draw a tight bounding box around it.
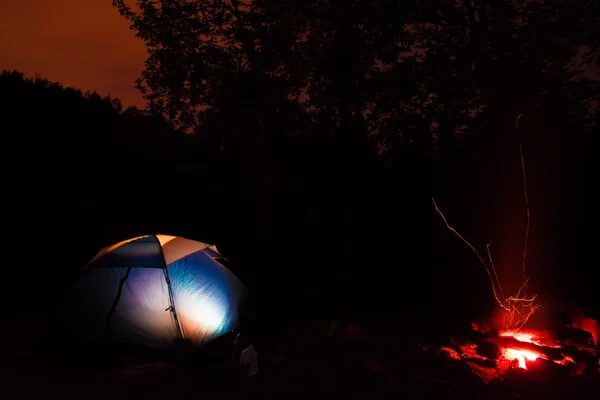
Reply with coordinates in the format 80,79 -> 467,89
434,316 -> 598,385
500,330 -> 535,343
502,347 -> 539,369
496,329 -> 576,369
440,346 -> 462,361
436,323 -> 600,383
498,329 -> 540,369
499,329 -> 562,348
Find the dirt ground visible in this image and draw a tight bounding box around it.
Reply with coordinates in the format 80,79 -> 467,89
3,319 -> 599,400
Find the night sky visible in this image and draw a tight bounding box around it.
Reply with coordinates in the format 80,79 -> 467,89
0,0 -> 146,108
2,1 -> 596,110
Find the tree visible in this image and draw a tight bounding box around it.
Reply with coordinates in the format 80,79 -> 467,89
112,1 -> 597,317
115,1 -> 312,249
419,0 -> 597,304
415,0 -> 596,154
112,0 -> 425,249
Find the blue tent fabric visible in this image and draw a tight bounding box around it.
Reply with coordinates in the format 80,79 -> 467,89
63,235 -> 247,349
168,250 -> 246,344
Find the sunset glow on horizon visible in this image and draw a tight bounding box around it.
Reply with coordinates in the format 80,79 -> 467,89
0,0 -> 147,108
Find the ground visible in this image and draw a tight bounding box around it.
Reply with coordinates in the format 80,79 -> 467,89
3,319 -> 599,399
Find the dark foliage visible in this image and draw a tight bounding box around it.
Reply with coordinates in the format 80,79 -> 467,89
1,0 -> 597,351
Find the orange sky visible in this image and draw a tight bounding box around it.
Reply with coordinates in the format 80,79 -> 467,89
0,0 -> 147,108
1,1 -> 596,111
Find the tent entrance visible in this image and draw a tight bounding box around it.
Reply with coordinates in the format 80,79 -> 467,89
102,266 -> 185,346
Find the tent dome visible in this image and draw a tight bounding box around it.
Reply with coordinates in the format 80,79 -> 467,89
62,234 -> 247,349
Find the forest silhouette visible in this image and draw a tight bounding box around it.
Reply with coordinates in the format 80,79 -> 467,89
1,0 -> 597,347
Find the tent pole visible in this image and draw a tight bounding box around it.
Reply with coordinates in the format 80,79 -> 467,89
163,267 -> 185,341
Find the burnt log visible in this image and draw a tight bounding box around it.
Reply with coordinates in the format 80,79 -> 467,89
556,326 -> 596,348
484,336 -> 564,362
475,341 -> 501,360
485,335 -> 598,372
561,344 -> 598,374
461,326 -> 489,343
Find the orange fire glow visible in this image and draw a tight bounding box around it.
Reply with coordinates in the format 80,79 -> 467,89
432,114 -> 542,331
499,330 -> 542,369
440,321 -> 597,382
497,329 -> 574,370
500,330 -> 535,343
432,116 -> 600,383
499,329 -> 562,348
438,326 -> 591,384
432,197 -> 542,330
502,348 -> 539,369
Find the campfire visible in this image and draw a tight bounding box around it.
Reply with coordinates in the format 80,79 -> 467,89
432,115 -> 599,384
436,320 -> 599,384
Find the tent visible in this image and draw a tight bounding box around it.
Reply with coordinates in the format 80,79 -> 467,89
62,234 -> 247,349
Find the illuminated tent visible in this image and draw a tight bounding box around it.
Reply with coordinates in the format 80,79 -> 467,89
62,235 -> 247,349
